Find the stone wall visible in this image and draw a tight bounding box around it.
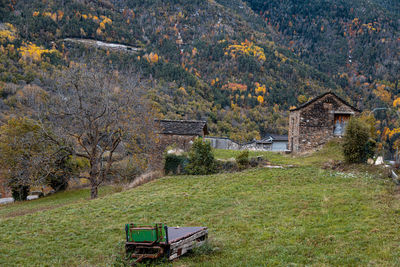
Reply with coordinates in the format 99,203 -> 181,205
289,93 -> 359,153
159,134 -> 197,151
151,134 -> 198,170
205,137 -> 240,150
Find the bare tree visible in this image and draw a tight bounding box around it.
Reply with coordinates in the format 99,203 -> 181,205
41,63 -> 158,199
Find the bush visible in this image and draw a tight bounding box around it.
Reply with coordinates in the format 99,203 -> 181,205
164,154 -> 189,175
216,160 -> 238,172
236,151 -> 250,169
45,155 -> 79,192
46,175 -> 69,192
11,184 -> 30,201
343,117 -> 371,163
186,138 -> 217,175
249,156 -> 264,167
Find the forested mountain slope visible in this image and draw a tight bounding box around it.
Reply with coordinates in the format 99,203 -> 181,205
1,0 -> 397,141
245,0 -> 399,111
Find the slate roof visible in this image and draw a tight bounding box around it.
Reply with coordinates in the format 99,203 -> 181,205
290,92 -> 361,112
268,134 -> 288,142
156,119 -> 208,136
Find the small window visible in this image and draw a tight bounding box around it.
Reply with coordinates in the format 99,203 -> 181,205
334,114 -> 350,136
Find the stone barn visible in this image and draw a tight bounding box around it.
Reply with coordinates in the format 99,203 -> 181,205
288,92 -> 360,153
156,119 -> 208,151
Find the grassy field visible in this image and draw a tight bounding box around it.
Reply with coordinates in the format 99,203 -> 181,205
0,186 -> 114,219
214,139 -> 344,166
1,143 -> 399,266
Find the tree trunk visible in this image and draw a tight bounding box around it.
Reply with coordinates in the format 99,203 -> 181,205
90,183 -> 98,199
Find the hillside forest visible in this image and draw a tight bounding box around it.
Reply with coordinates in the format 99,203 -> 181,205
0,0 -> 398,150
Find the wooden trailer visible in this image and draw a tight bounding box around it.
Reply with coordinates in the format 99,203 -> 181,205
125,223 -> 208,264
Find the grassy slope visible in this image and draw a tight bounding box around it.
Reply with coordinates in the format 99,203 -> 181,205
0,186 -> 114,219
1,144 -> 400,266
214,139 -> 344,166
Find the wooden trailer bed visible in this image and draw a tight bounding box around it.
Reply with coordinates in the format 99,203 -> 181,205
165,226 -> 208,260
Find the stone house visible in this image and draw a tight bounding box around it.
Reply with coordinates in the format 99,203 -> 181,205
156,119 -> 208,151
288,92 -> 360,153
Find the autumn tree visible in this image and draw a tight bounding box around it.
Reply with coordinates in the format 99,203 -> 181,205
41,63 -> 158,199
0,117 -> 74,200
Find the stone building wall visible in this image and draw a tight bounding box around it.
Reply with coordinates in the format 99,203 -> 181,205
288,93 -> 359,153
152,134 -> 198,170
205,137 -> 240,150
159,134 -> 197,151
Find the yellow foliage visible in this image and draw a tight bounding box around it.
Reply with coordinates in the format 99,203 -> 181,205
178,87 -> 187,95
274,50 -> 288,62
82,14 -> 88,19
19,42 -> 58,62
149,52 -> 159,63
289,106 -> 297,110
144,52 -> 159,64
192,47 -> 197,56
32,11 -> 40,17
226,40 -> 266,62
388,128 -> 400,139
393,97 -> 400,107
43,12 -> 52,17
102,16 -> 112,24
255,84 -> 266,95
257,95 -> 264,104
0,23 -> 17,43
297,94 -> 308,104
222,82 -> 247,92
57,10 -> 64,20
373,84 -> 391,104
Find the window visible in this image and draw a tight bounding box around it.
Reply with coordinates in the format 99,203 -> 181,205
334,114 -> 350,136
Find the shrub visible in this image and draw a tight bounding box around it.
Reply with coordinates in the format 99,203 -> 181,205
164,154 -> 188,175
365,139 -> 376,160
249,156 -> 264,167
343,117 -> 371,163
216,160 -> 238,172
10,184 -> 30,201
186,138 -> 217,175
236,151 -> 250,169
45,155 -> 79,192
46,175 -> 69,192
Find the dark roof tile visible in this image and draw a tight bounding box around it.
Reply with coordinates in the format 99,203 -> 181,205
290,92 -> 360,112
156,119 -> 208,136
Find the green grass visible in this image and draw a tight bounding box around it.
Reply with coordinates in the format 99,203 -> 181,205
1,142 -> 399,266
0,186 -> 114,219
214,139 -> 344,166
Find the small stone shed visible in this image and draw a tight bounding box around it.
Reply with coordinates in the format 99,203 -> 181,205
288,92 -> 360,153
156,119 -> 208,151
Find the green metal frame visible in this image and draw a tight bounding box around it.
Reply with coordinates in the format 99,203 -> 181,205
125,223 -> 167,244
